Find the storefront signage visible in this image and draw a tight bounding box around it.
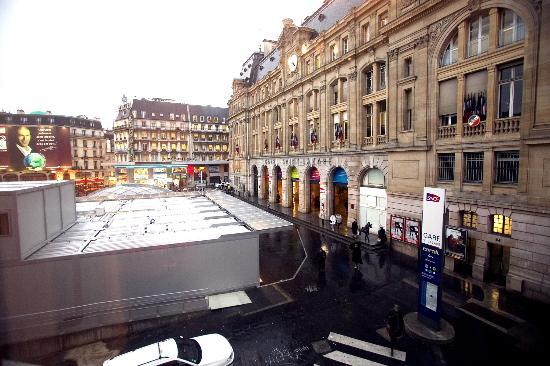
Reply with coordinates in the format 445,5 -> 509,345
418,187 -> 446,329
390,216 -> 405,241
405,219 -> 421,246
262,156 -> 333,167
445,226 -> 467,261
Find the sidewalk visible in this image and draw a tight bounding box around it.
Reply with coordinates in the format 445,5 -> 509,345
231,191 -> 384,250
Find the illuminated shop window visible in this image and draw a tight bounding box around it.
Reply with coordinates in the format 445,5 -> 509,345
492,214 -> 512,236
462,211 -> 478,229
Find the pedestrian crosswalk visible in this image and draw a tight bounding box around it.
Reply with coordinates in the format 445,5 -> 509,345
318,332 -> 406,366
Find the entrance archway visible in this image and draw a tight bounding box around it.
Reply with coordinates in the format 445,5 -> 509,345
261,165 -> 269,199
252,165 -> 258,197
273,166 -> 282,203
331,167 -> 348,223
359,168 -> 387,233
307,167 -> 320,213
288,166 -> 299,209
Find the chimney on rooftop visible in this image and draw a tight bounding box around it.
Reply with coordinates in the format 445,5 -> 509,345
46,110 -> 52,115
17,109 -> 24,114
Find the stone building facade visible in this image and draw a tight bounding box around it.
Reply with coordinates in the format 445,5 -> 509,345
228,0 -> 550,302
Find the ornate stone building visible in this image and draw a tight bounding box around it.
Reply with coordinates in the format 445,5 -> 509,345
228,0 -> 550,302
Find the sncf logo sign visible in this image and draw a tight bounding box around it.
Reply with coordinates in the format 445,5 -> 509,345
426,193 -> 441,202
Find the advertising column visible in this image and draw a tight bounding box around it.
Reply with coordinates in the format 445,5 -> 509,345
418,187 -> 446,329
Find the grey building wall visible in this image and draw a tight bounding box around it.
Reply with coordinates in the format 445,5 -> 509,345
0,231 -> 259,344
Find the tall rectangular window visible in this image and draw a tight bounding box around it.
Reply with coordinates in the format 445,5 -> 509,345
379,63 -> 386,90
379,11 -> 388,29
495,151 -> 519,184
379,101 -> 387,135
498,63 -> 523,118
464,152 -> 484,183
365,104 -> 373,137
499,10 -> 524,46
366,69 -> 373,94
468,13 -> 489,57
404,57 -> 413,77
315,54 -> 321,69
492,214 -> 512,236
330,45 -> 337,61
439,78 -> 458,125
362,23 -> 371,44
438,153 -> 455,181
403,89 -> 413,130
342,37 -> 349,54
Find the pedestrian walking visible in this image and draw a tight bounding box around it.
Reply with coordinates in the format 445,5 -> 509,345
378,226 -> 387,246
335,213 -> 342,231
351,219 -> 359,238
351,242 -> 363,270
329,214 -> 336,230
319,203 -> 326,226
385,304 -> 404,356
361,222 -> 373,243
315,247 -> 327,273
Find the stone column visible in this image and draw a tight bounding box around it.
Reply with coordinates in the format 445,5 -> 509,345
488,8 -> 499,52
320,84 -> 328,152
482,149 -> 494,194
472,239 -> 488,281
457,21 -> 466,62
299,96 -> 306,153
372,101 -> 379,146
372,63 -> 380,92
282,176 -> 291,208
348,68 -> 359,149
456,75 -> 465,141
486,67 -> 497,136
388,50 -> 399,143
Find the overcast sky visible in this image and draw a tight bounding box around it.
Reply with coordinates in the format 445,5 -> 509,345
0,0 -> 320,127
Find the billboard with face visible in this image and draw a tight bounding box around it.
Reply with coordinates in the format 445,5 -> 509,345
0,125 -> 71,171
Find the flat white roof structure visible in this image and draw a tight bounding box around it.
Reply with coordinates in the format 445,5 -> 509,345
206,190 -> 292,231
25,190 -> 292,260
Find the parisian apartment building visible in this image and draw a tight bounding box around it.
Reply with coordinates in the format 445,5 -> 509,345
0,110 -> 107,181
228,0 -> 550,302
113,98 -> 229,185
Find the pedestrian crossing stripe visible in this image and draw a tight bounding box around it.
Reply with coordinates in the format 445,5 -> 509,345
324,350 -> 387,366
328,332 -> 406,362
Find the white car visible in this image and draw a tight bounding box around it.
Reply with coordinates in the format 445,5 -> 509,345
103,333 -> 234,366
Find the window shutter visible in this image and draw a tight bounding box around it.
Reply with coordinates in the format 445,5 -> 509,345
439,78 -> 457,115
466,70 -> 488,94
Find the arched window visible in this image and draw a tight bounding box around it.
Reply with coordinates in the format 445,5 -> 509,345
362,169 -> 385,187
440,34 -> 458,67
499,9 -> 524,46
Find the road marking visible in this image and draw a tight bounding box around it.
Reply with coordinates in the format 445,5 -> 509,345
328,332 -> 406,362
324,350 -> 387,366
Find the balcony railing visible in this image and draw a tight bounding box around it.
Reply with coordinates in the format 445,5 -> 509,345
377,135 -> 387,144
438,125 -> 456,139
493,117 -> 520,134
463,121 -> 486,137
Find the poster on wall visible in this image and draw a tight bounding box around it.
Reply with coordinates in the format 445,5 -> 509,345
445,226 -> 467,261
405,219 -> 421,246
0,125 -> 71,171
390,216 -> 405,241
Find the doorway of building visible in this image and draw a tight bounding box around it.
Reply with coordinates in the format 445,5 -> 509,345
487,242 -> 510,286
454,238 -> 476,277
289,166 -> 299,209
308,167 -> 320,213
332,167 -> 348,223
274,166 -> 282,204
252,165 -> 258,197
359,168 -> 387,233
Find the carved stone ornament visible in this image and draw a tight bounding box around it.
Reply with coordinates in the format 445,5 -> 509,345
427,12 -> 460,57
348,71 -> 358,81
388,48 -> 399,61
400,0 -> 416,10
320,85 -> 326,93
413,34 -> 430,49
531,0 -> 542,12
467,0 -> 481,11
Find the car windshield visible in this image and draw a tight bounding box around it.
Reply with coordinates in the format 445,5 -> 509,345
175,338 -> 202,364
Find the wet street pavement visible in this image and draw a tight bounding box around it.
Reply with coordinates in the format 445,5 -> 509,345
36,223 -> 547,366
